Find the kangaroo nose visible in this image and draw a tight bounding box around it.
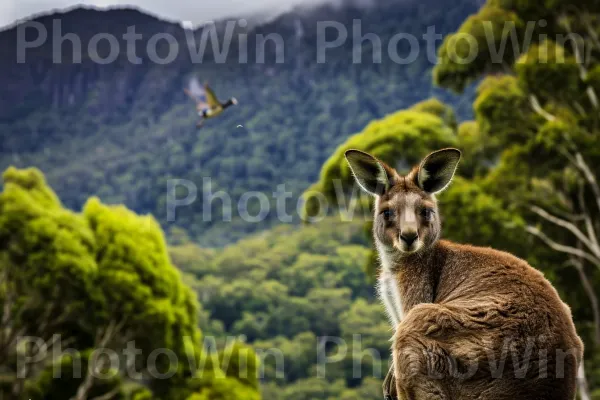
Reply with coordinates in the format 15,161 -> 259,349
400,231 -> 418,246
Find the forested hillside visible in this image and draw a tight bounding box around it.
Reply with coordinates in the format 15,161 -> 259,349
0,0 -> 478,245
171,219 -> 389,400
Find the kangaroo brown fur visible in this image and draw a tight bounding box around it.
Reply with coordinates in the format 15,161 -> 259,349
345,148 -> 583,400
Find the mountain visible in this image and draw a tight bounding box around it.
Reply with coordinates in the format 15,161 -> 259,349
0,0 -> 479,246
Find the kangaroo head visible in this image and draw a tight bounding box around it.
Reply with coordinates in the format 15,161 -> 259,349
345,148 -> 461,256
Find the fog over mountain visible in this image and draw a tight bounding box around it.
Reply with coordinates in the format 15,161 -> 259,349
2,0 -> 382,30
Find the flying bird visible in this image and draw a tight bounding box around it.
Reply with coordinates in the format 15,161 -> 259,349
184,77 -> 238,128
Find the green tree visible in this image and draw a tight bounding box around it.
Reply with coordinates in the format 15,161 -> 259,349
0,167 -> 99,398
303,98 -> 458,217
282,377 -> 346,400
0,167 -> 262,400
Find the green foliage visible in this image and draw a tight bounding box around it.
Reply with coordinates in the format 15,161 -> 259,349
433,0 -> 595,93
439,176 -> 527,251
172,220 -> 389,399
281,378 -> 346,400
187,378 -> 261,400
434,6 -> 524,92
0,167 -> 101,398
218,342 -> 260,389
455,121 -> 490,177
0,167 -> 262,400
303,98 -> 458,219
28,352 -> 124,400
515,41 -> 581,102
253,332 -> 318,383
82,197 -> 202,368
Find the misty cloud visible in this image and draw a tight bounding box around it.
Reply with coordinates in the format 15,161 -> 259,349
1,0 -> 329,30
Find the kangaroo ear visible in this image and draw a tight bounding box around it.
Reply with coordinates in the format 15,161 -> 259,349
417,148 -> 461,194
345,150 -> 393,196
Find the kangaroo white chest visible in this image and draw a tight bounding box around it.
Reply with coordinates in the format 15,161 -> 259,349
377,252 -> 404,327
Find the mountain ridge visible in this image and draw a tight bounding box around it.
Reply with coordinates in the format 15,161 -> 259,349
0,0 -> 479,245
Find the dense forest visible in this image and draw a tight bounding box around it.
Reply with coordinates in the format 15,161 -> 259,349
171,220 -> 386,399
2,0 -> 600,398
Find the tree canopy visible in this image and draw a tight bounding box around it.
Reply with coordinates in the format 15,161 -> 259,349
0,167 -> 262,400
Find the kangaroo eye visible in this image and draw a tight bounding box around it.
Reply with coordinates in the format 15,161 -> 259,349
382,209 -> 393,220
421,208 -> 434,221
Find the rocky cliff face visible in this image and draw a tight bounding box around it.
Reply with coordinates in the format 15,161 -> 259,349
1,8 -> 184,119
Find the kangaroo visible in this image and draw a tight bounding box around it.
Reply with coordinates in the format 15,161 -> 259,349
345,148 -> 583,400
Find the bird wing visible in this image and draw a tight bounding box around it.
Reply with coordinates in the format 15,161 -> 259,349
183,88 -> 200,102
187,77 -> 206,98
184,89 -> 209,112
185,77 -> 211,111
203,82 -> 221,108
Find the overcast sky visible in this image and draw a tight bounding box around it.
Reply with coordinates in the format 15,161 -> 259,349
2,0 -> 327,29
